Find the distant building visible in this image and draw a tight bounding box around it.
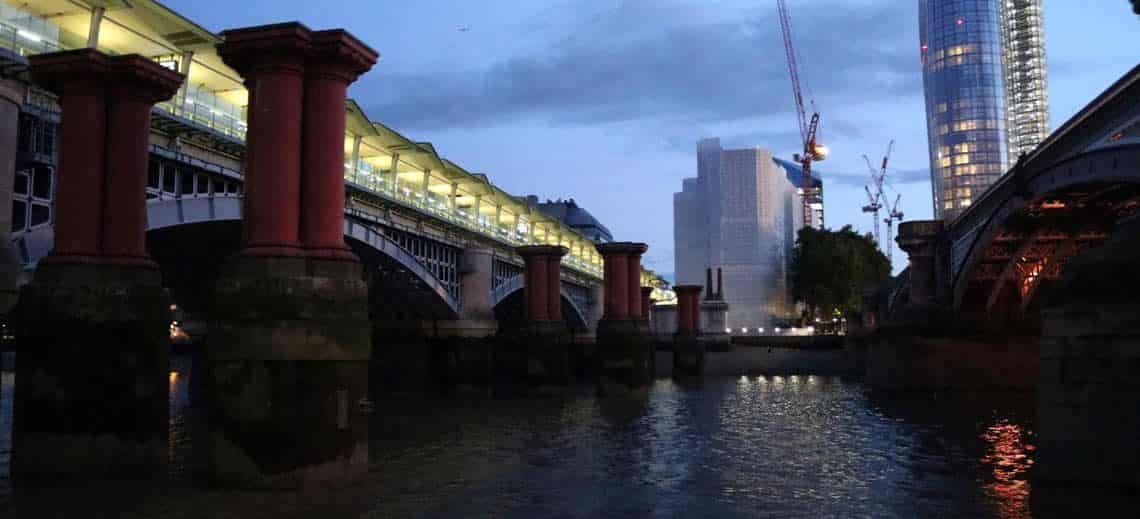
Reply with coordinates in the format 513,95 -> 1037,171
674,138 -> 820,329
919,0 -> 1049,221
528,196 -> 613,243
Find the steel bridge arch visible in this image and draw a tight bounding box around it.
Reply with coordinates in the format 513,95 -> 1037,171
949,144 -> 1140,310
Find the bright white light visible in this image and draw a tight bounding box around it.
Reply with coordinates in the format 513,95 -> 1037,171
724,328 -> 731,333
758,327 -> 765,333
832,318 -> 838,323
775,327 -> 782,333
17,29 -> 42,43
814,317 -> 821,323
740,327 -> 747,333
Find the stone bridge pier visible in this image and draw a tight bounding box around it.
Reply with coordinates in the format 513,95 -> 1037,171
672,284 -> 704,376
864,219 -> 1037,391
205,23 -> 377,489
12,49 -> 182,480
594,242 -> 651,394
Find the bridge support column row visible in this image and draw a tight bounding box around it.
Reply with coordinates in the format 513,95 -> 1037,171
13,49 -> 183,480
595,242 -> 652,395
206,23 -> 378,489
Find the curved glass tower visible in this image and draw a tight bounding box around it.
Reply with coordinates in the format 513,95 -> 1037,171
920,0 -> 1010,221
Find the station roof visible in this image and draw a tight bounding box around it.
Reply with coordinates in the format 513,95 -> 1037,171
15,0 -> 600,258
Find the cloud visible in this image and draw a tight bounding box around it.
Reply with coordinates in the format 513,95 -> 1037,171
361,0 -> 921,132
822,167 -> 930,189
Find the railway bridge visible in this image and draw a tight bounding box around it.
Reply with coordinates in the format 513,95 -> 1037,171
0,1 -> 662,489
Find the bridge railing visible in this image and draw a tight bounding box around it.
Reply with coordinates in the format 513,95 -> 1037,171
346,170 -> 603,279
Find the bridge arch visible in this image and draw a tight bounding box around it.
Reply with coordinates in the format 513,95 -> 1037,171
11,196 -> 461,316
950,144 -> 1140,316
491,273 -> 590,330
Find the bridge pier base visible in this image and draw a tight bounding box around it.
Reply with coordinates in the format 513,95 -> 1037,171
498,321 -> 572,391
595,319 -> 653,395
1037,303 -> 1140,488
862,325 -> 1038,391
205,256 -> 370,489
672,334 -> 705,377
12,263 -> 170,480
594,242 -> 652,395
1034,218 -> 1140,489
671,285 -> 704,377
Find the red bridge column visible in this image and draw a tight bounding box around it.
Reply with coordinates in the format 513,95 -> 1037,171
15,49 -> 183,481
672,284 -> 706,376
674,285 -> 702,335
301,30 -> 377,259
519,247 -> 550,320
640,286 -> 654,321
217,23 -> 310,257
101,56 -> 183,263
34,50 -> 108,262
546,246 -> 568,321
208,23 -> 374,490
595,242 -> 654,394
597,243 -> 633,320
625,243 -> 648,319
517,245 -> 567,322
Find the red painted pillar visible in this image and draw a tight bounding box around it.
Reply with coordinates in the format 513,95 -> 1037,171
599,246 -> 629,319
545,246 -> 568,321
217,23 -> 311,257
625,243 -> 648,319
29,50 -> 109,262
674,285 -> 702,335
640,286 -> 654,321
301,30 -> 378,259
29,49 -> 182,264
597,242 -> 646,320
517,245 -> 567,321
101,56 -> 183,263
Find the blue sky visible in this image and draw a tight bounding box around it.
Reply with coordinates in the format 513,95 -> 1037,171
167,0 -> 1139,276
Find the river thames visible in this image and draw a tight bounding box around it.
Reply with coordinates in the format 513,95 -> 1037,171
0,353 -> 1134,518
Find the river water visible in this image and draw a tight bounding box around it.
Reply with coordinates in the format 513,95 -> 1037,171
0,353 -> 1135,518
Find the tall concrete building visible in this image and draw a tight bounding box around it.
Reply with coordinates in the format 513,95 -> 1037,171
674,138 -> 817,329
919,0 -> 1049,221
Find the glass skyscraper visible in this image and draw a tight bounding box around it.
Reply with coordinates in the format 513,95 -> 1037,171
919,0 -> 1048,221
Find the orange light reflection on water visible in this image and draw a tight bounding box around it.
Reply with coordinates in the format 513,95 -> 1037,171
980,420 -> 1034,519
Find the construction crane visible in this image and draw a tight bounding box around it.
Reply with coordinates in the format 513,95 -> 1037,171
776,0 -> 828,228
861,139 -> 894,250
882,192 -> 904,265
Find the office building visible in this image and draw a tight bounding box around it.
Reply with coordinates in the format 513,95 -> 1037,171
674,138 -> 819,329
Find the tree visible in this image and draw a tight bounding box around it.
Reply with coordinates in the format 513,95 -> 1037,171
789,225 -> 890,322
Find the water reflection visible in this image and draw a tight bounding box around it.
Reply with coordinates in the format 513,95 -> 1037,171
981,421 -> 1033,519
0,355 -> 1130,517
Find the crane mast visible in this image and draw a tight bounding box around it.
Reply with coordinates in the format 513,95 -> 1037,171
861,139 -> 894,251
883,193 -> 904,265
777,0 -> 826,229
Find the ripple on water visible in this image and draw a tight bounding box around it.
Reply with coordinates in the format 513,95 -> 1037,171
0,356 -> 1128,518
